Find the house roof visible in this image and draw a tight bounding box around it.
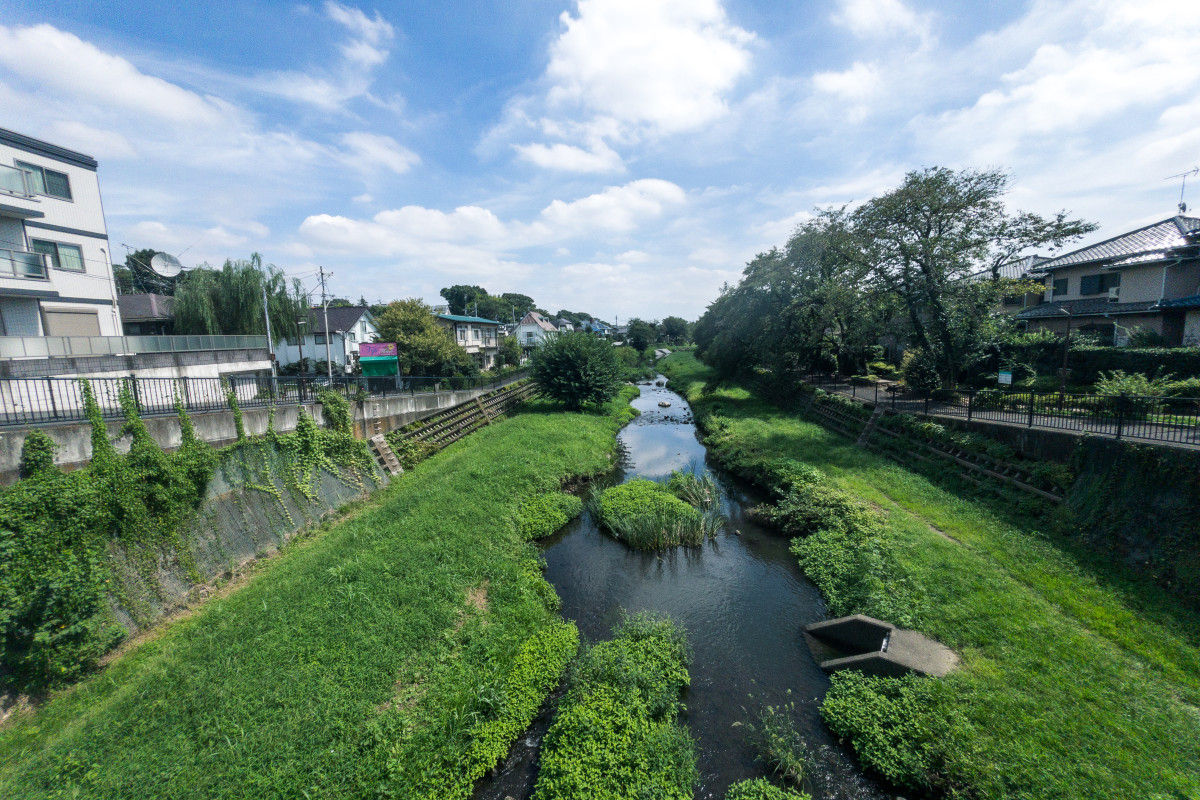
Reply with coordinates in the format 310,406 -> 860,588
521,311 -> 558,332
1015,298 -> 1161,320
117,293 -> 174,322
437,313 -> 501,325
1159,294 -> 1200,310
311,305 -> 372,334
1036,215 -> 1200,272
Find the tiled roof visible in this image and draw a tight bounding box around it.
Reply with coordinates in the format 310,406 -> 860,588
521,311 -> 559,332
1159,294 -> 1200,310
1015,298 -> 1160,319
1037,215 -> 1200,271
437,313 -> 501,325
117,293 -> 174,321
312,306 -> 370,334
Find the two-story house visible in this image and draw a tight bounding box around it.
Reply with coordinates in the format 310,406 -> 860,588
515,311 -> 559,352
0,128 -> 121,338
277,305 -> 377,374
436,313 -> 501,369
1016,215 -> 1200,346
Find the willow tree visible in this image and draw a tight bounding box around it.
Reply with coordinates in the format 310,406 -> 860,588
172,253 -> 308,344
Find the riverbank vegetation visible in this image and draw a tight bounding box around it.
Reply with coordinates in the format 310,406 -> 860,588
660,351 -> 1200,799
532,613 -> 697,799
594,473 -> 722,549
0,388 -> 639,799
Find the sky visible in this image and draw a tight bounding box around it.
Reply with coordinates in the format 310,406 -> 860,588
1,0 -> 1198,322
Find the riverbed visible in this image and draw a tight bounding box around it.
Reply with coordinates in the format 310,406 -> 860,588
475,378 -> 893,800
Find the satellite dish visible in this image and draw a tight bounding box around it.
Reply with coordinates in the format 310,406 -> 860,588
150,252 -> 185,278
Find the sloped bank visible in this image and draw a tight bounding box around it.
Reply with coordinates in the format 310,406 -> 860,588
660,352 -> 1200,800
0,388 -> 639,800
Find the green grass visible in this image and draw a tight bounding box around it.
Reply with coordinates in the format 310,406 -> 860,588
661,352 -> 1200,800
594,478 -> 715,548
0,388 -> 639,800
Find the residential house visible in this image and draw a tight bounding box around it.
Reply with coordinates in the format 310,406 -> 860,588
580,319 -> 610,336
1016,215 -> 1200,345
554,318 -> 575,333
436,313 -> 501,369
515,311 -> 558,351
277,305 -> 378,373
117,293 -> 174,335
0,127 -> 122,337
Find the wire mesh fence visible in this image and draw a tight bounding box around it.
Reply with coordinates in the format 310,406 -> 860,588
799,372 -> 1200,447
0,370 -> 529,428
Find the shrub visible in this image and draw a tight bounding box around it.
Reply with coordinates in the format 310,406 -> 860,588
900,349 -> 939,393
741,700 -> 810,787
1067,346 -> 1200,382
867,361 -> 899,379
516,492 -> 584,539
1095,369 -> 1173,417
533,613 -> 696,800
725,779 -> 810,800
532,331 -> 623,410
18,430 -> 58,479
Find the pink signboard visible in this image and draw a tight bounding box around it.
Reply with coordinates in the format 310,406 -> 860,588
359,342 -> 397,358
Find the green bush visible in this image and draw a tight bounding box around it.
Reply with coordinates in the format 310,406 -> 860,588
18,430 -> 57,479
533,613 -> 696,800
1068,346 -> 1200,382
532,331 -> 623,410
867,361 -> 899,379
317,388 -> 354,435
724,779 -> 810,800
516,492 -> 583,540
820,671 -> 967,791
595,479 -> 710,548
900,348 -> 939,393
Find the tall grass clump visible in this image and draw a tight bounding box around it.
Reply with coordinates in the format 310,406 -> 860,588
724,779 -> 810,800
739,697 -> 810,789
666,466 -> 721,511
593,479 -> 712,548
533,613 -> 697,800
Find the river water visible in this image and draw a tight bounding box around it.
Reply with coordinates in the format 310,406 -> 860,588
474,378 -> 895,800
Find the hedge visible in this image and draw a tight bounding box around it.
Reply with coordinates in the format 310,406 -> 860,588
1067,347 -> 1200,382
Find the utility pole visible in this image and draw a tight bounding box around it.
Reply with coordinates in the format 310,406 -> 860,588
262,286 -> 277,398
319,266 -> 333,381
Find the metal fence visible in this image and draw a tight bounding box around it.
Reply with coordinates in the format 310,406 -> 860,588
0,370 -> 529,427
800,373 -> 1200,447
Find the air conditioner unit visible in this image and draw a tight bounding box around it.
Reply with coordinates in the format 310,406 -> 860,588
1108,286 -> 1120,302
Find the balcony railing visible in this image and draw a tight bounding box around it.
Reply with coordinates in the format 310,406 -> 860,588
0,164 -> 32,198
0,334 -> 268,359
0,248 -> 49,281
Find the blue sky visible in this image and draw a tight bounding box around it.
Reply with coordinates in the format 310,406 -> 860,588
1,0 -> 1197,321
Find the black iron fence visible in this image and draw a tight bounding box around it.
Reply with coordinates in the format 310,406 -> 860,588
0,370 -> 529,428
800,372 -> 1200,447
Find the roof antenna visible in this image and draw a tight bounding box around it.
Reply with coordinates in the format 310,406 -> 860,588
1166,167 -> 1199,214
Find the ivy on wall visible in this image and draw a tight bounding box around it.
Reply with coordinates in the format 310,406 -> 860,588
0,379 -> 376,695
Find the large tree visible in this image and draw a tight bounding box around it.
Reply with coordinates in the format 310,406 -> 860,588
374,298 -> 475,376
852,167 -> 1095,386
626,319 -> 656,353
172,253 -> 306,344
500,293 -> 537,320
659,316 -> 690,344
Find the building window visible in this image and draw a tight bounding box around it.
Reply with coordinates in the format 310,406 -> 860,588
1053,278 -> 1068,296
314,333 -> 329,345
30,239 -> 85,272
348,331 -> 356,343
15,161 -> 72,201
526,332 -> 534,342
1079,273 -> 1120,296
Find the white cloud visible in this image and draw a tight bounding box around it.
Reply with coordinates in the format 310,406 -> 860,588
539,179 -> 687,234
831,0 -> 930,41
353,193 -> 374,204
339,132 -> 420,174
812,61 -> 881,102
0,24 -> 230,126
43,121 -> 137,159
513,141 -> 624,173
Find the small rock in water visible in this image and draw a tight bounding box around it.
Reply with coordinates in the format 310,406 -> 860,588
734,529 -> 741,535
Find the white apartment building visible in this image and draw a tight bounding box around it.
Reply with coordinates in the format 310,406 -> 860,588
0,128 -> 121,338
436,313 -> 500,369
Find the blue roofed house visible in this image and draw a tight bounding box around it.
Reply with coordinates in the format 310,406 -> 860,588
436,313 -> 501,369
1016,215 -> 1200,346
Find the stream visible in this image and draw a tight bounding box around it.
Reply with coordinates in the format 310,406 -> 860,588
474,377 -> 896,800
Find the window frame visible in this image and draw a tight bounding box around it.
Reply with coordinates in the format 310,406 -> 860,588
1053,278 -> 1068,297
15,160 -> 73,201
1079,273 -> 1120,296
30,239 -> 85,273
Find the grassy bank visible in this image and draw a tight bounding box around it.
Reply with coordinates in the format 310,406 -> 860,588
0,389 -> 638,799
661,352 -> 1200,800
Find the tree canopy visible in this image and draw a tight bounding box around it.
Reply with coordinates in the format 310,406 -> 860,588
171,253 -> 306,344
530,331 -> 621,410
373,298 -> 475,376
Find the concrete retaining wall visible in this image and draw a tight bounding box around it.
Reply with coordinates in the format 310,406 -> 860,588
0,382 -> 518,484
